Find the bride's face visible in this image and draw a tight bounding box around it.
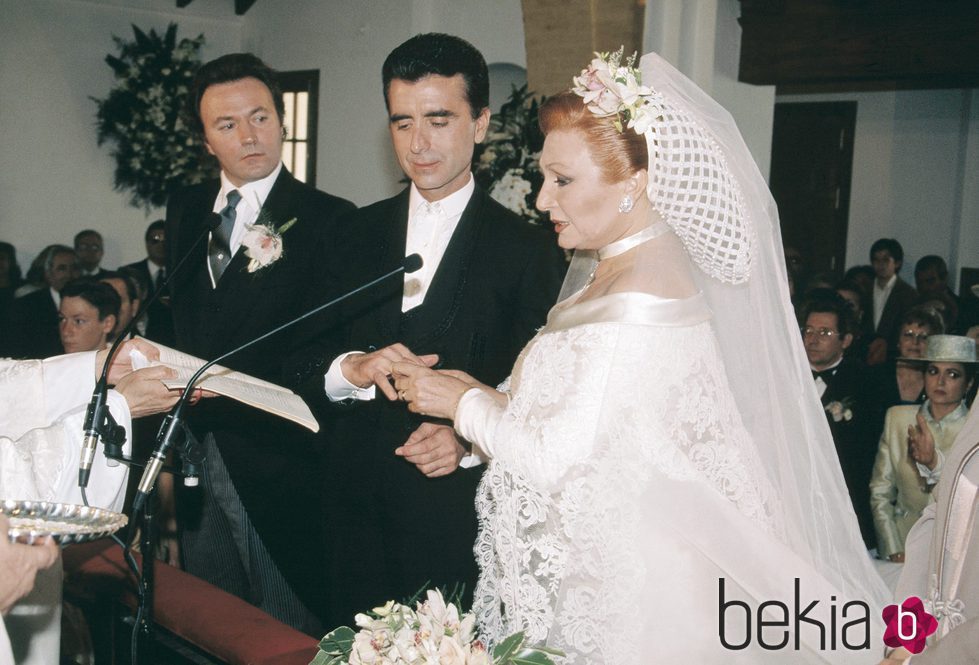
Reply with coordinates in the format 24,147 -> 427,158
536,129 -> 638,251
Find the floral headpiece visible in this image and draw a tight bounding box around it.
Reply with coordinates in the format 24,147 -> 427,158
571,48 -> 658,135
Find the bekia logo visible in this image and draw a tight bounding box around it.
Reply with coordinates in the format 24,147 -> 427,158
882,597 -> 938,654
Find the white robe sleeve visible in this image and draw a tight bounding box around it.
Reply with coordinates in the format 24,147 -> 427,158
0,354 -> 132,512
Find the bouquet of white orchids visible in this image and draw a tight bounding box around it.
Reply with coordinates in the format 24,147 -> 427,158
310,589 -> 561,665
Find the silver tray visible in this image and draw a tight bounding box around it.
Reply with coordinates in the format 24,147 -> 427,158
2,499 -> 128,545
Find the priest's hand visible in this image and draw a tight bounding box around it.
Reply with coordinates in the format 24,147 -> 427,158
114,365 -> 181,418
339,343 -> 438,400
395,422 -> 465,477
97,338 -> 161,385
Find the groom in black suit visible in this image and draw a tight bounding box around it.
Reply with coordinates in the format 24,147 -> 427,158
300,34 -> 565,628
166,53 -> 353,632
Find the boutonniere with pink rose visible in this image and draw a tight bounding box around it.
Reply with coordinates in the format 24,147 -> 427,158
241,213 -> 297,273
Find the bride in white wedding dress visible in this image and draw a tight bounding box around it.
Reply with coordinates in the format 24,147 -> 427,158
393,51 -> 890,663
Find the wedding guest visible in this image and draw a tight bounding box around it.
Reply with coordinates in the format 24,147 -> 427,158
0,338 -> 178,665
864,305 -> 945,446
836,278 -> 880,365
121,220 -> 174,345
9,245 -> 78,359
0,242 -> 23,353
57,278 -> 119,353
869,335 -> 975,563
884,387 -> 979,664
73,230 -> 107,278
167,52 -> 354,633
304,33 -> 564,628
867,238 -> 918,354
801,290 -> 877,548
99,270 -> 140,342
13,249 -> 48,298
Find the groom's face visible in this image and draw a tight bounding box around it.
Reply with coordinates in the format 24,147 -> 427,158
388,74 -> 489,202
200,77 -> 283,187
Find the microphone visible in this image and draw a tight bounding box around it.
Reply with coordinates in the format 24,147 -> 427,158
131,253 -> 424,513
79,213 -> 222,489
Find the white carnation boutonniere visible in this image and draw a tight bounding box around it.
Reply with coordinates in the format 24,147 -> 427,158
241,215 -> 297,273
825,397 -> 854,423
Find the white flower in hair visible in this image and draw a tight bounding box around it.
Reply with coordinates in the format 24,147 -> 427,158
572,48 -> 653,133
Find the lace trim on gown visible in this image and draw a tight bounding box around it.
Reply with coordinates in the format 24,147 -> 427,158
470,292 -> 783,663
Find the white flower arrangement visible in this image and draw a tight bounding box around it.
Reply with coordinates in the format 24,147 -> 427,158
310,590 -> 561,665
571,48 -> 660,135
92,24 -> 213,210
472,86 -> 546,224
241,216 -> 296,273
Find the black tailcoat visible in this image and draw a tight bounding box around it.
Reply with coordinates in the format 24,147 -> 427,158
310,186 -> 565,627
166,168 -> 354,617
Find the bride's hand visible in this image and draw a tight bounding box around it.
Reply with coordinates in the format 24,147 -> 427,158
391,362 -> 472,420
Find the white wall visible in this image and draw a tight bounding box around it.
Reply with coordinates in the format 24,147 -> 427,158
0,0 -> 242,269
777,88 -> 977,287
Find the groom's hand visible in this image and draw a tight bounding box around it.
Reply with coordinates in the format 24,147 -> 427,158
340,343 -> 438,400
395,422 -> 465,478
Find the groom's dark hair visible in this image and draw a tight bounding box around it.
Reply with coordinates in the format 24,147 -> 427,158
187,53 -> 286,135
382,33 -> 489,118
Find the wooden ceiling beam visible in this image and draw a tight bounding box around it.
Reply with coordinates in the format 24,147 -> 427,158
738,2 -> 979,91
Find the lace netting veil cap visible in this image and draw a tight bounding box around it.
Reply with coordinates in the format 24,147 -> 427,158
467,51 -> 890,663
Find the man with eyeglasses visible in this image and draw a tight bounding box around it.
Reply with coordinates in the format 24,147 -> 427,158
121,220 -> 174,345
801,290 -> 877,549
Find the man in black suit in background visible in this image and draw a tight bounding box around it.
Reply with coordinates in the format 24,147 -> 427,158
166,53 -> 353,633
121,220 -> 175,345
802,291 -> 876,549
301,34 -> 565,628
9,245 -> 78,359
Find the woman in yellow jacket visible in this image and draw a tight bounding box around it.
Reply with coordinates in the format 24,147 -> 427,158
870,335 -> 976,562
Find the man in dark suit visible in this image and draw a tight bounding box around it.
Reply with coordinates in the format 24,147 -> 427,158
301,33 -> 565,629
802,291 -> 876,549
9,245 -> 78,359
74,230 -> 109,279
866,238 -> 917,353
166,53 -> 354,633
121,220 -> 175,346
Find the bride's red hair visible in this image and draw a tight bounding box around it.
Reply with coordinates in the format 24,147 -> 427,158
538,91 -> 648,184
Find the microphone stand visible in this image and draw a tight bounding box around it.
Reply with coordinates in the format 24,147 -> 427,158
80,215 -> 221,489
124,254 -> 422,663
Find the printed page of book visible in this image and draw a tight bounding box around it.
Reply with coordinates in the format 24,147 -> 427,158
133,338 -> 319,432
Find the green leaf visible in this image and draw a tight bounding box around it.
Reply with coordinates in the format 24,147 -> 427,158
509,649 -> 560,665
318,625 -> 355,655
492,631 -> 526,661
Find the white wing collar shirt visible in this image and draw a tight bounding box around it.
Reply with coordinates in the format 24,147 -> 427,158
324,175 -> 475,402
207,161 -> 282,287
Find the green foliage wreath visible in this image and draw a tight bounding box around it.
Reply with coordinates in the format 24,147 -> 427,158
92,24 -> 215,210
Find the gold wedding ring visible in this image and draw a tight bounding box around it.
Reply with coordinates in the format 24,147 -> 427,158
399,389 -> 407,401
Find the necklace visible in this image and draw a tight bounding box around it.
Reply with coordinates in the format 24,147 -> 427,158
597,221 -> 669,260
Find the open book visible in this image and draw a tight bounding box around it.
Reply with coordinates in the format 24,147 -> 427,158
132,338 -> 319,432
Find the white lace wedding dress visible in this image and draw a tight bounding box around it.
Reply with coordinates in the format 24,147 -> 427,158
456,290 -> 881,663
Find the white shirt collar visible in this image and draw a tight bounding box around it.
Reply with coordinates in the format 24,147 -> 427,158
874,274 -> 897,293
216,161 -> 282,213
49,286 -> 61,309
810,354 -> 844,374
408,173 -> 475,221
